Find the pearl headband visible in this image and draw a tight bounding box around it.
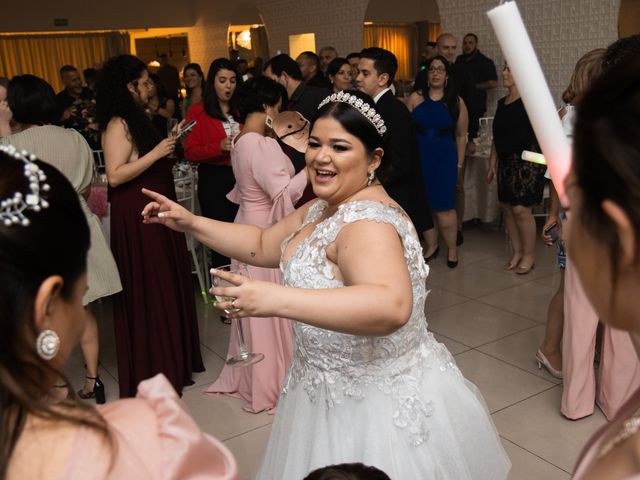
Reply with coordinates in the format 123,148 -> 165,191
0,144 -> 50,227
317,91 -> 387,136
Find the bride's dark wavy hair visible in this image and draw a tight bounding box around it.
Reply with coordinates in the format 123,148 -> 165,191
313,91 -> 391,182
0,154 -> 111,477
95,54 -> 161,155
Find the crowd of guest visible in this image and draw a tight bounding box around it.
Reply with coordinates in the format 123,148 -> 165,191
1,29 -> 640,480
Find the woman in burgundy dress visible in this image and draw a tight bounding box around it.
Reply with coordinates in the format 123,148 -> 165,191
96,54 -> 204,397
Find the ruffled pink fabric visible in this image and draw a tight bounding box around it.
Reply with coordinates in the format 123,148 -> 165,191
64,374 -> 237,479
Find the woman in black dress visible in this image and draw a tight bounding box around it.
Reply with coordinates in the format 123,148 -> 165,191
147,73 -> 177,138
486,65 -> 546,275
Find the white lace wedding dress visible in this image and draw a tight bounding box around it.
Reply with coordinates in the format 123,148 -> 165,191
257,200 -> 511,479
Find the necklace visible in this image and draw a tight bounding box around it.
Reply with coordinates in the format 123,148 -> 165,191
597,406 -> 640,459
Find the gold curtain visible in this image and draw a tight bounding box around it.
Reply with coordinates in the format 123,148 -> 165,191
0,32 -> 130,92
250,27 -> 270,62
428,22 -> 443,42
363,23 -> 417,80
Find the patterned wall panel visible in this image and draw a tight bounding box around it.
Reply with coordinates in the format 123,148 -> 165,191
436,0 -> 620,111
258,0 -> 370,57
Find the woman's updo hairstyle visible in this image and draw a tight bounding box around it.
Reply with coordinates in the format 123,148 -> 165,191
235,76 -> 285,123
573,62 -> 640,278
313,90 -> 391,182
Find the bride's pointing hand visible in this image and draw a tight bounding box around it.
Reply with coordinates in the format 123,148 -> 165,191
141,188 -> 195,232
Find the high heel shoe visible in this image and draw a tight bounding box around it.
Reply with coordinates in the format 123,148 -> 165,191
446,250 -> 458,269
78,376 -> 106,404
424,246 -> 440,262
503,256 -> 522,271
535,349 -> 562,379
515,263 -> 535,275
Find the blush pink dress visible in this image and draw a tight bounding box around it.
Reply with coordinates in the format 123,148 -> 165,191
562,256 -> 640,420
63,374 -> 237,479
206,132 -> 307,413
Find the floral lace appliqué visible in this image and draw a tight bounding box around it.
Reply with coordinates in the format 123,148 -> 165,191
280,200 -> 461,446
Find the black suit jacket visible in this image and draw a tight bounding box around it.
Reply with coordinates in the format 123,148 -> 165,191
283,83 -> 331,173
375,90 -> 432,233
451,62 -> 479,139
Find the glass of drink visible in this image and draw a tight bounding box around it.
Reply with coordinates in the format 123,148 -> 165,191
212,264 -> 264,367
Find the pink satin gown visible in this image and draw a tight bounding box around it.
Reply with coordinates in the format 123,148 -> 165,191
206,132 -> 307,413
562,257 -> 640,420
63,374 -> 237,479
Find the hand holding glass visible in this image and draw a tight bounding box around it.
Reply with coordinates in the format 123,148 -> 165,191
212,264 -> 264,367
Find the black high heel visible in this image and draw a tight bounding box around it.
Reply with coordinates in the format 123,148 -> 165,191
78,376 -> 106,404
424,245 -> 440,263
447,249 -> 458,269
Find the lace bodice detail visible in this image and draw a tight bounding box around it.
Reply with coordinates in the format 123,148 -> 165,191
280,200 -> 461,445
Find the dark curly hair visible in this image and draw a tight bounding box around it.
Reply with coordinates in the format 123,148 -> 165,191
0,154 -> 110,477
313,90 -> 391,182
95,54 -> 161,155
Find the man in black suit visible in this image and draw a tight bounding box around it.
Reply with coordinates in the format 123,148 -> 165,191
264,54 -> 330,204
264,54 -> 329,132
296,51 -> 332,89
356,47 -> 435,255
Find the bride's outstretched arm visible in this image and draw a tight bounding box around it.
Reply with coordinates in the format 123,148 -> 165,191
141,188 -> 309,268
212,220 -> 414,336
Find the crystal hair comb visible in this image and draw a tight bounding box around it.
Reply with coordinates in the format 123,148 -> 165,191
317,91 -> 387,136
0,144 -> 50,227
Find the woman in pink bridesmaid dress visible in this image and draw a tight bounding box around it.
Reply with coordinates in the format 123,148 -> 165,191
0,152 -> 236,480
206,77 -> 308,413
564,60 -> 640,479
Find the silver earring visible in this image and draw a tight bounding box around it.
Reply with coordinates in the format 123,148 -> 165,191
36,329 -> 60,360
367,170 -> 375,186
265,115 -> 273,129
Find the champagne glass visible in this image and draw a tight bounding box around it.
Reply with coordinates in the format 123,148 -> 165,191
212,264 -> 264,367
167,118 -> 178,158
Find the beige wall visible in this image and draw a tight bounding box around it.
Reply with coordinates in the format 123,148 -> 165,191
364,0 -> 439,23
0,0 -> 194,32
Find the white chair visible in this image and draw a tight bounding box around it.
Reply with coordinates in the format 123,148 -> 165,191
92,149 -> 105,173
174,164 -> 210,304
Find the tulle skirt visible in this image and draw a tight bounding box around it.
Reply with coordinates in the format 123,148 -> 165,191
257,360 -> 510,479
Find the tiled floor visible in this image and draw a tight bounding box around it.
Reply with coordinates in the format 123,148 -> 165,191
67,224 -> 606,480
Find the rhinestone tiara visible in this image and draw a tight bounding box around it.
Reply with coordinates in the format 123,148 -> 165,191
0,144 -> 50,227
317,91 -> 387,136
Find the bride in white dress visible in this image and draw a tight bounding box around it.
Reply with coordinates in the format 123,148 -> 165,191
142,90 -> 511,479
